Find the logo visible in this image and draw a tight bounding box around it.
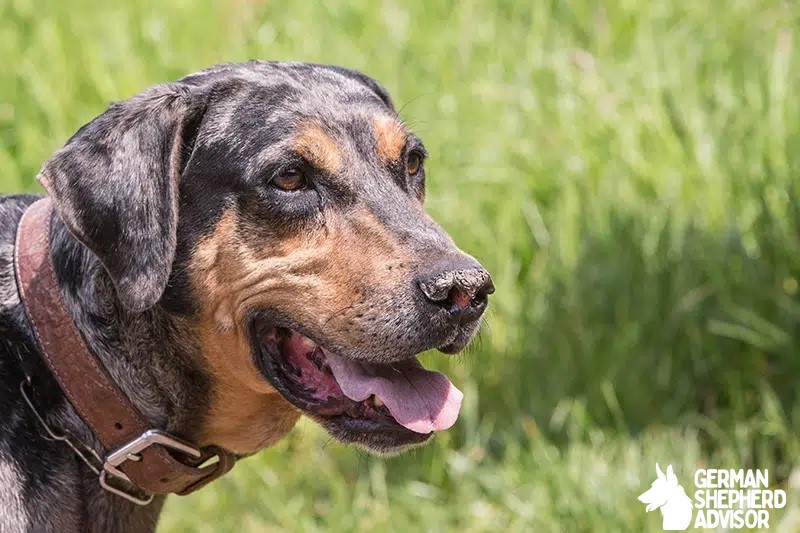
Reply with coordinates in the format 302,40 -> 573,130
639,464 -> 787,530
639,464 -> 693,530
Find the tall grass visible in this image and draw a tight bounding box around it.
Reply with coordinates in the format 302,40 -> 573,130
3,0 -> 800,530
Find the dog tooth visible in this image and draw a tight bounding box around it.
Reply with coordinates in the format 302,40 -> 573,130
298,336 -> 317,350
373,396 -> 384,407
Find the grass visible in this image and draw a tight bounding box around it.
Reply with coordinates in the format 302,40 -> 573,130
3,0 -> 800,530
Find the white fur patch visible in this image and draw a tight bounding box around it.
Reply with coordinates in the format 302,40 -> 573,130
0,457 -> 29,532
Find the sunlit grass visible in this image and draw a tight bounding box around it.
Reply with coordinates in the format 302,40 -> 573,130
3,0 -> 800,530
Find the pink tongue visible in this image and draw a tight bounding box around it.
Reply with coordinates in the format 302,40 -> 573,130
324,351 -> 463,434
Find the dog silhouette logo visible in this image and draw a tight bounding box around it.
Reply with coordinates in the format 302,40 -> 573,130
638,463 -> 693,530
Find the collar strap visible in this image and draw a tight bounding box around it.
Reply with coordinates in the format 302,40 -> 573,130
14,198 -> 236,504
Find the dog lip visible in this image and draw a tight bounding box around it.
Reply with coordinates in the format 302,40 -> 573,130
247,318 -> 430,447
318,415 -> 432,449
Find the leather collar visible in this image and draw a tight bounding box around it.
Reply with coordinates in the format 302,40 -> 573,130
14,198 -> 236,505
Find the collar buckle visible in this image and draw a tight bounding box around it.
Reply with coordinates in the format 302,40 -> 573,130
100,430 -> 202,506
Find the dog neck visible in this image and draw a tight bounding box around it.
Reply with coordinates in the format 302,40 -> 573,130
22,215 -> 215,531
48,215 -> 214,442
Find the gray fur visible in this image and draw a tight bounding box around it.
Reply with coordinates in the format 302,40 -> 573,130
0,456 -> 30,532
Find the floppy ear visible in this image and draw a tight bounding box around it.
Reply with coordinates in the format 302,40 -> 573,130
38,84 -> 206,312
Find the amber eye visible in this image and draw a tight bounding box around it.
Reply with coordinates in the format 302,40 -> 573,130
272,168 -> 307,191
407,151 -> 423,176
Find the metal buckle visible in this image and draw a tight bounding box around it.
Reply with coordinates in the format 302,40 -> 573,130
99,429 -> 202,506
99,471 -> 155,506
21,375 -> 206,506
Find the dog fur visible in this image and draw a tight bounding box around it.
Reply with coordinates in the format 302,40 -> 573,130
0,62 -> 491,532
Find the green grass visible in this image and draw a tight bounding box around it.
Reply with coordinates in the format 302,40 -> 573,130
3,0 -> 800,530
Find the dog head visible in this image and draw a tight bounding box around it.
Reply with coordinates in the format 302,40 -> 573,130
38,62 -> 494,454
638,464 -> 681,512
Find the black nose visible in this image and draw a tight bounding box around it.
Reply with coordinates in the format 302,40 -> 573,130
416,261 -> 494,321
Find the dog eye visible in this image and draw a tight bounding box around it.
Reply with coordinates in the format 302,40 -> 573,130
272,168 -> 307,191
406,151 -> 424,177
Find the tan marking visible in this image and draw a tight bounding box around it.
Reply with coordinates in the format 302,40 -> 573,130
293,123 -> 344,175
197,313 -> 300,452
373,115 -> 407,163
191,212 -> 300,452
190,207 -> 414,453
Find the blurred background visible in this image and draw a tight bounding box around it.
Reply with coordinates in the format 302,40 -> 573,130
3,0 -> 800,531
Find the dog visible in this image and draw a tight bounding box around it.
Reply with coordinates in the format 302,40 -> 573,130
0,61 -> 493,532
638,464 -> 694,530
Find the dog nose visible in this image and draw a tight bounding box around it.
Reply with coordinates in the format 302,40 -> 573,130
416,261 -> 494,321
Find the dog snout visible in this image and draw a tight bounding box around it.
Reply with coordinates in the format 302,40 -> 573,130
416,260 -> 494,322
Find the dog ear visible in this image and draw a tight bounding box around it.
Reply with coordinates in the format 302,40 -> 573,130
38,84 -> 206,312
666,465 -> 677,485
656,463 -> 664,479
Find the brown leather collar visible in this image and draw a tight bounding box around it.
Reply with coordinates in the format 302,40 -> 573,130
14,198 -> 236,504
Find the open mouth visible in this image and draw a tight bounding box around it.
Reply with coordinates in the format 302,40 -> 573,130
250,320 -> 464,450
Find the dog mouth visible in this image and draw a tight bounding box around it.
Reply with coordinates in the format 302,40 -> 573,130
250,321 -> 464,450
